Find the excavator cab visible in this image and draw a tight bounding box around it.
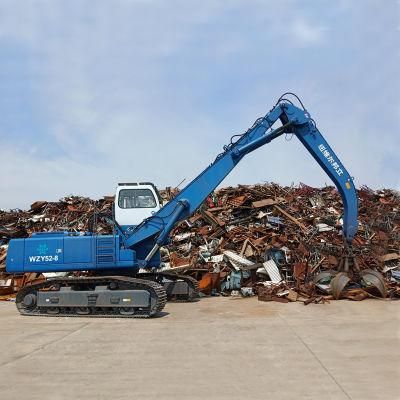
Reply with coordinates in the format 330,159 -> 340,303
114,183 -> 162,228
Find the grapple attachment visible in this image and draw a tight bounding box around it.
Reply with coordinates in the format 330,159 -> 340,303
314,246 -> 387,300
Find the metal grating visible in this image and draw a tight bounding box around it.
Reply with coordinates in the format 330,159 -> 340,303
97,255 -> 114,264
97,238 -> 114,247
96,237 -> 115,264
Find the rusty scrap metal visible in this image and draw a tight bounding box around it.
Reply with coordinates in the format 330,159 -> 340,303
0,183 -> 399,302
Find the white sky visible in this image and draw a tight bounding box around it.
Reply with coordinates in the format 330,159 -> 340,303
0,0 -> 399,209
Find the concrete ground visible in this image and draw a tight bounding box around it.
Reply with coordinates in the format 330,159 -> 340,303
0,297 -> 398,400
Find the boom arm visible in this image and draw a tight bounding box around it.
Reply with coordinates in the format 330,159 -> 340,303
124,95 -> 358,261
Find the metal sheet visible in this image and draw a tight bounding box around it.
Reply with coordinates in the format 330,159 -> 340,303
262,260 -> 282,283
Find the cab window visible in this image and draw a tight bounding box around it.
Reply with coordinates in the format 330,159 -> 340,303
118,189 -> 157,209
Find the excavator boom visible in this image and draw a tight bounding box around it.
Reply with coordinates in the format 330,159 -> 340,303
125,94 -> 357,263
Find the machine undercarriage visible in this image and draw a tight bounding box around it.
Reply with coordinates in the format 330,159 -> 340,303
16,272 -> 199,318
16,276 -> 167,318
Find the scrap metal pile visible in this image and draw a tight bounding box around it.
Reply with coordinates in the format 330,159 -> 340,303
163,183 -> 400,302
1,183 -> 399,303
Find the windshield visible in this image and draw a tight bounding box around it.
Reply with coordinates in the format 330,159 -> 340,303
118,189 -> 157,209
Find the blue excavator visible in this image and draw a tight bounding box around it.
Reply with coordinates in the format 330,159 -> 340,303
6,93 -> 386,317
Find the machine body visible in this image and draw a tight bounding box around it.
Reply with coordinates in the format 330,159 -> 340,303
7,94 -> 378,317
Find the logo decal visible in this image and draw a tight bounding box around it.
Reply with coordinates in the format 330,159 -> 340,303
37,244 -> 49,255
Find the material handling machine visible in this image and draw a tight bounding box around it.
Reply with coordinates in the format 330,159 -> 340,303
6,93 -> 386,317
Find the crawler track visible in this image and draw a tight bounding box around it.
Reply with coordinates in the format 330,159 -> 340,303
16,276 -> 167,318
138,272 -> 199,302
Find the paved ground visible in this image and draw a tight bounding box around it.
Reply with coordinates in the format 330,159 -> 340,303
0,297 -> 398,400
